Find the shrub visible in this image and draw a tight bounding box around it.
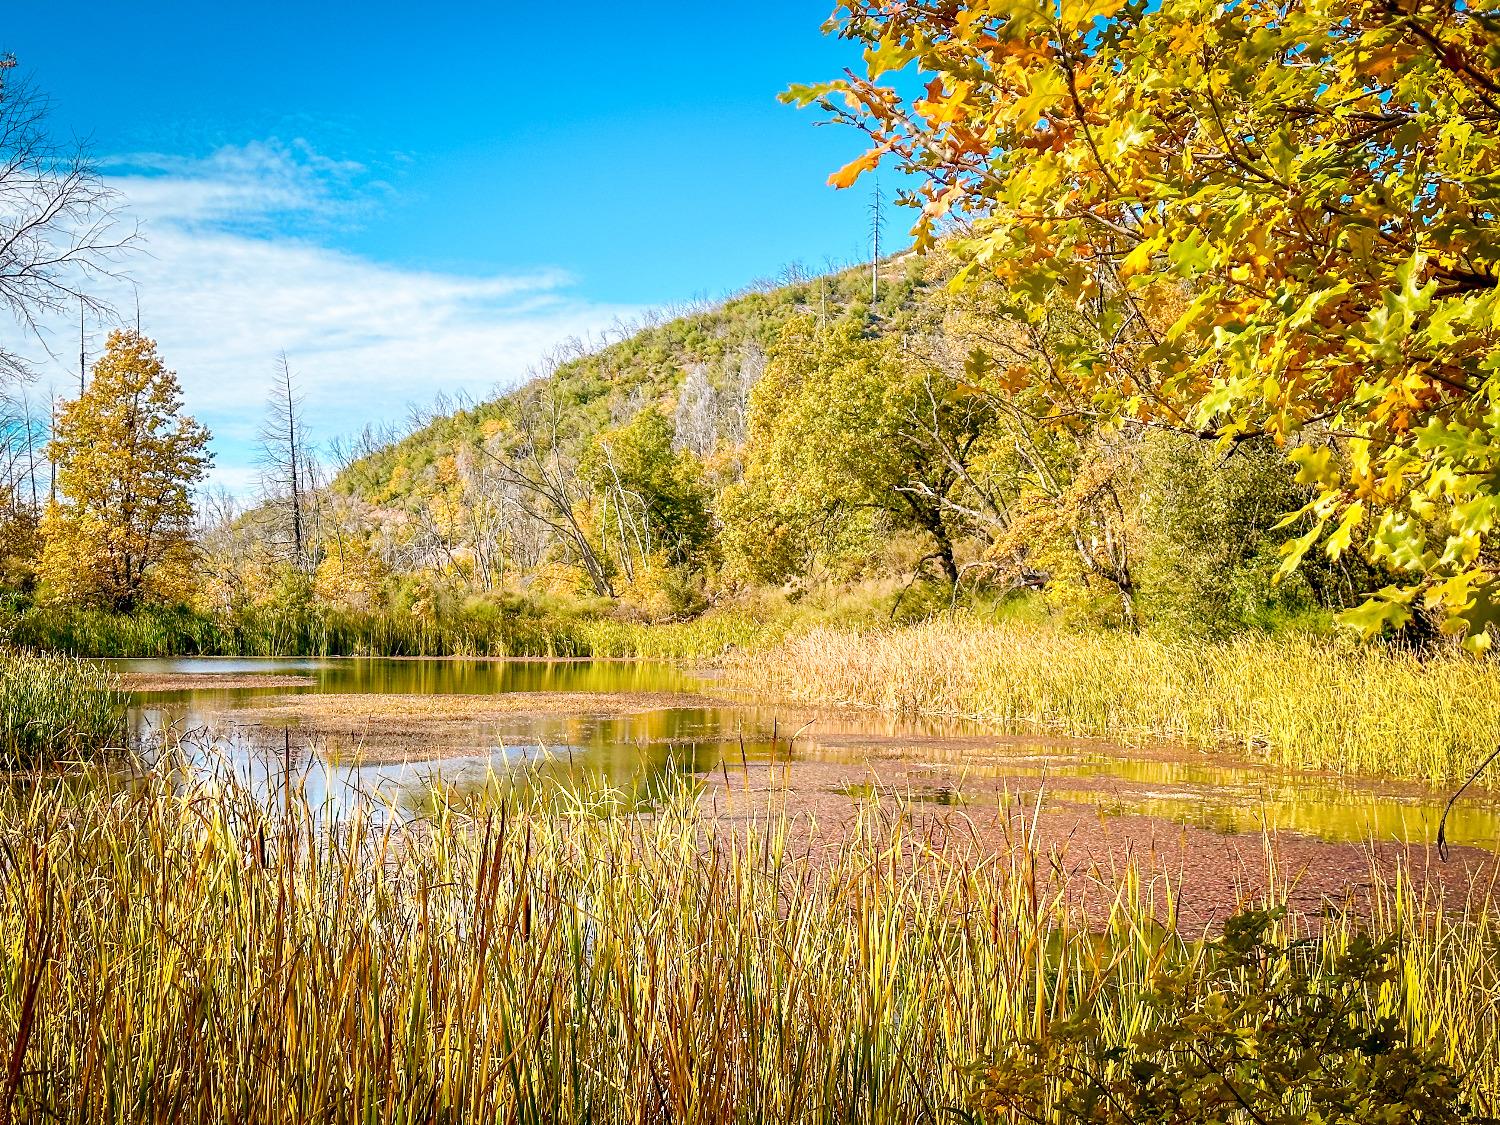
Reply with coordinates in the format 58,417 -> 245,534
974,907 -> 1471,1124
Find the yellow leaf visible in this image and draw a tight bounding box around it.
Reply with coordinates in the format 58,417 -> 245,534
1325,502 -> 1364,560
828,148 -> 883,190
1117,238 -> 1157,280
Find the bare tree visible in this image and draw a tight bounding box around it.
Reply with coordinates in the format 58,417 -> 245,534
477,387 -> 614,597
777,260 -> 811,285
195,483 -> 241,536
0,395 -> 42,588
591,438 -> 656,585
673,363 -> 718,458
0,389 -> 44,504
327,420 -> 398,472
721,342 -> 766,450
0,55 -> 133,381
195,485 -> 285,614
257,353 -> 312,568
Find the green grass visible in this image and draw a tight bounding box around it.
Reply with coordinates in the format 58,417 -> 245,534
1,770 -> 1497,1123
0,600 -> 774,660
0,577 -> 965,661
737,619 -> 1500,782
0,653 -> 125,768
572,611 -> 772,659
0,601 -> 591,658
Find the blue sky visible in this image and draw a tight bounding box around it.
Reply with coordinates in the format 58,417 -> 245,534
2,1 -> 882,490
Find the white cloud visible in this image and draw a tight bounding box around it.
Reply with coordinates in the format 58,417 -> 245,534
106,139 -> 371,231
14,140 -> 639,494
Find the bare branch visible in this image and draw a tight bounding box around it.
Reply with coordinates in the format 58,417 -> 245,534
0,57 -> 136,382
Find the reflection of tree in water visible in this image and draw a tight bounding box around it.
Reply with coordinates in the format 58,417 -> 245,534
97,657 -> 1500,851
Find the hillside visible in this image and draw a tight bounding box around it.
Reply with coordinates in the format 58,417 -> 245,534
295,241 -> 1370,642
334,259 -> 932,512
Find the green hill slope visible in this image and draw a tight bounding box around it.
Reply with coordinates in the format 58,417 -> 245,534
334,260 -> 929,512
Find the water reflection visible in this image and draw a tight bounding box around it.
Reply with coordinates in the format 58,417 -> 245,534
119,656 -> 789,818
100,656 -> 1500,851
137,723 -> 694,821
118,655 -> 704,698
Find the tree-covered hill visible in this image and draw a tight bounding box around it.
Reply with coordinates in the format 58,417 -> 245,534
333,260 -> 927,511
297,246 -> 1378,642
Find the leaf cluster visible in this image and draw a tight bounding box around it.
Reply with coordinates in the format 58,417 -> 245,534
974,908 -> 1471,1124
806,0 -> 1500,646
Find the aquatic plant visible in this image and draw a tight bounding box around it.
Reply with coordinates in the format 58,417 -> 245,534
739,620 -> 1500,782
0,769 -> 1496,1123
0,600 -> 772,661
572,611 -> 770,660
0,653 -> 125,768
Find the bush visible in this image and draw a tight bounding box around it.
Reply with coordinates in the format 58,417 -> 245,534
1134,434 -> 1380,637
974,907 -> 1471,1124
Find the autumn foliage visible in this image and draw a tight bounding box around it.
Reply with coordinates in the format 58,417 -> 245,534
41,331 -> 211,611
794,0 -> 1500,645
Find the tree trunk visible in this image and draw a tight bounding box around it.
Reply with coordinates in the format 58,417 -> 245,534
901,491 -> 959,585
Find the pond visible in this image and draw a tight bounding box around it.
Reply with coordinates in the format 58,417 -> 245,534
106,656 -> 1500,854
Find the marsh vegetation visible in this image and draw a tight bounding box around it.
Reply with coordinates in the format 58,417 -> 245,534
4,0 -> 1500,1116
2,769 -> 1498,1124
741,621 -> 1500,782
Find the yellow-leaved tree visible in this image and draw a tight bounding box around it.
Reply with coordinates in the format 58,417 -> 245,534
40,330 -> 212,610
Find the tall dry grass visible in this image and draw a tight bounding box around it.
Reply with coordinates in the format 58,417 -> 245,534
1,770 -> 1497,1123
736,620 -> 1500,781
574,612 -> 772,660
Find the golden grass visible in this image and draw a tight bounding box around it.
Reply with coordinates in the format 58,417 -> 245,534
1,770 -> 1498,1123
574,612 -> 775,660
734,620 -> 1500,782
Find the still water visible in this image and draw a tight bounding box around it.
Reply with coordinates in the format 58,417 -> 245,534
107,656 -> 1500,851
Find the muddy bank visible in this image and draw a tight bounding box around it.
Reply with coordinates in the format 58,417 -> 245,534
694,757 -> 1500,929
230,691 -> 732,762
121,672 -> 319,693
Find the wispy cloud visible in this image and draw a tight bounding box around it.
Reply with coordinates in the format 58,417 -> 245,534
106,140 -> 363,227
15,139 -> 638,493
